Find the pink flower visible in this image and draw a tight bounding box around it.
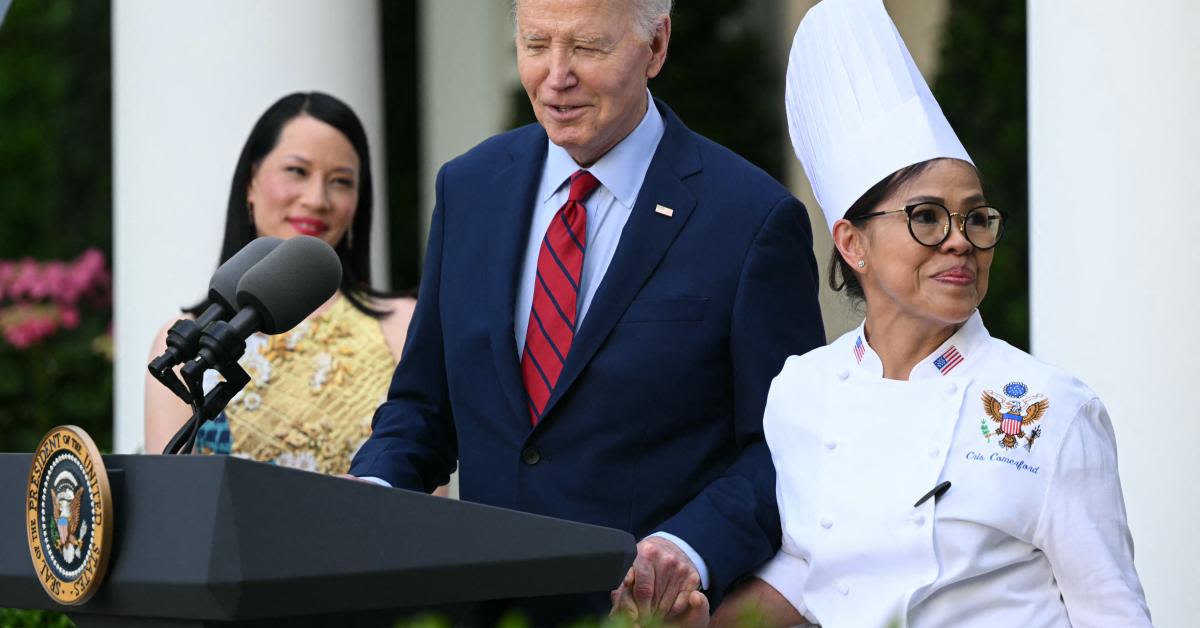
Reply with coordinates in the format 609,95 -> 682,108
41,262 -> 67,302
8,259 -> 40,300
0,305 -> 61,348
0,249 -> 111,348
0,250 -> 110,304
59,306 -> 81,329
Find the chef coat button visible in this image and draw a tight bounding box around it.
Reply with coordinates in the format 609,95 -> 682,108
928,446 -> 940,458
820,518 -> 833,529
835,581 -> 850,595
913,514 -> 927,526
824,439 -> 837,451
945,382 -> 958,395
521,446 -> 541,465
836,368 -> 850,380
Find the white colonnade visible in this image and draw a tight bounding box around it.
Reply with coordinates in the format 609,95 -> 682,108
112,0 -> 387,453
1029,2 -> 1200,625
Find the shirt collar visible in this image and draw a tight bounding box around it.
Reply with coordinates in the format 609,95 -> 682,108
537,90 -> 665,207
849,310 -> 990,380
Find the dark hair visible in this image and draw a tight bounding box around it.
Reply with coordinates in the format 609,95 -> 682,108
187,91 -> 392,318
828,159 -> 940,302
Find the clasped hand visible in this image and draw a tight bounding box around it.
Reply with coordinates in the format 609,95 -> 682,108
609,536 -> 710,627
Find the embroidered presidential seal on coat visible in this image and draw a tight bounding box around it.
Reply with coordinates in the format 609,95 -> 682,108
982,382 -> 1049,450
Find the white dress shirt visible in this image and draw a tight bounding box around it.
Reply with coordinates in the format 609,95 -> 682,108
757,312 -> 1151,627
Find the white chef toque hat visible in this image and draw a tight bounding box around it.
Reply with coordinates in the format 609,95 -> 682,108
785,0 -> 973,233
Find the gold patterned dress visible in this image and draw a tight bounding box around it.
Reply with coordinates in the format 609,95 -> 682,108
194,296 -> 396,474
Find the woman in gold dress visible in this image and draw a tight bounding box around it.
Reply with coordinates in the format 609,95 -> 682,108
144,92 -> 414,475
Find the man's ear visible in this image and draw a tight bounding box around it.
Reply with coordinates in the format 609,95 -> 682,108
645,16 -> 671,79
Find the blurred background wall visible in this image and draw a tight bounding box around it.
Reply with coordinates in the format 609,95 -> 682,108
0,0 -> 1195,624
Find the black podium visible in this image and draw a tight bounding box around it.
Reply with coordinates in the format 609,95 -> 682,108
0,454 -> 636,627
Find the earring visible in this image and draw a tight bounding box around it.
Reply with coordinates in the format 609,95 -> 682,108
247,201 -> 255,222
345,228 -> 354,249
856,259 -> 866,268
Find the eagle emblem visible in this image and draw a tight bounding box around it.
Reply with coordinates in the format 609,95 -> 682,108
51,470 -> 87,564
982,382 -> 1049,451
27,426 -> 114,605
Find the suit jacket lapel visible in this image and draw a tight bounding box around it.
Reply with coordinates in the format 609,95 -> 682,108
538,103 -> 702,423
488,127 -> 548,425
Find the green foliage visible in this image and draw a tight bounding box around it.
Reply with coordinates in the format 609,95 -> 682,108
508,0 -> 785,181
0,315 -> 113,452
0,0 -> 113,455
394,613 -> 455,628
2,1 -> 116,621
496,612 -> 535,628
392,611 -> 739,628
0,608 -> 74,628
388,603 -> 779,628
933,0 -> 1029,349
649,2 -> 785,180
0,0 -> 111,259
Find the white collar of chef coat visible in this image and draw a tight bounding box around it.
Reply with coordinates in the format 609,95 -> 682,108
537,89 -> 664,209
850,310 -> 989,380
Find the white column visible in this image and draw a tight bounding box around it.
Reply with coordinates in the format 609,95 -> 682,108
112,0 -> 387,454
417,0 -> 517,498
417,0 -> 518,247
1029,2 -> 1200,624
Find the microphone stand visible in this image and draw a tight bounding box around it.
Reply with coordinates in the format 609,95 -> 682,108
147,318 -> 208,404
162,318 -> 255,455
162,361 -> 250,455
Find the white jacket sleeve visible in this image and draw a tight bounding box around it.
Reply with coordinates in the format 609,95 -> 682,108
1033,398 -> 1152,626
756,549 -> 814,623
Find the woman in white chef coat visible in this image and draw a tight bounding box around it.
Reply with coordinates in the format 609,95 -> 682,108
692,1 -> 1154,627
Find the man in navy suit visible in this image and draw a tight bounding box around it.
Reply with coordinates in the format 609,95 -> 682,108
350,0 -> 824,623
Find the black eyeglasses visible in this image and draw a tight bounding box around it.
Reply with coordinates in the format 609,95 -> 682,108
855,202 -> 1007,250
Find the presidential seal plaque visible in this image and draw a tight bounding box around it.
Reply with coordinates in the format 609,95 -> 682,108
25,425 -> 113,605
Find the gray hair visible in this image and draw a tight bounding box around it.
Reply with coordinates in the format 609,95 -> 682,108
512,0 -> 673,40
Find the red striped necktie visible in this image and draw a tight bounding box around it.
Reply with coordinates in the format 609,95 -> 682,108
521,169 -> 600,425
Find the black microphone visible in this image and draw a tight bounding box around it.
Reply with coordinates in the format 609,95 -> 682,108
180,235 -> 342,384
165,236 -> 339,455
148,236 -> 283,375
